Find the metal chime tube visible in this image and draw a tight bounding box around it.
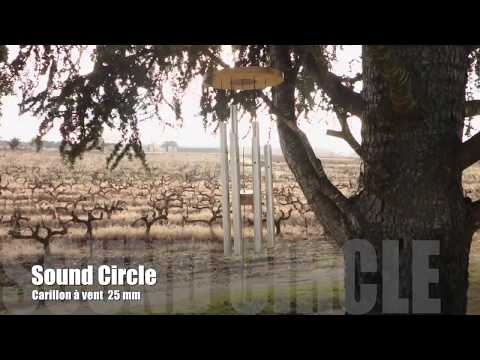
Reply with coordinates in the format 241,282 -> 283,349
252,120 -> 263,253
229,105 -> 243,257
265,144 -> 275,246
219,121 -> 231,256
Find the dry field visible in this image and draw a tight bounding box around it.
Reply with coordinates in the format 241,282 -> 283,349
0,150 -> 479,314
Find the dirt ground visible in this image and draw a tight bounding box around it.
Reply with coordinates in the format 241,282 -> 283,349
2,235 -> 480,315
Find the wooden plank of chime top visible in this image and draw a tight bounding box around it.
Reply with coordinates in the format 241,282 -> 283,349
204,66 -> 284,91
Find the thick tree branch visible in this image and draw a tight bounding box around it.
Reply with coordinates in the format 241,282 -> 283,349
263,46 -> 364,246
276,111 -> 362,245
326,130 -> 343,138
326,108 -> 364,158
465,100 -> 480,118
304,50 -> 364,117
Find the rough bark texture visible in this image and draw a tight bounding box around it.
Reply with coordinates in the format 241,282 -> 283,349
356,46 -> 473,314
272,45 -> 475,314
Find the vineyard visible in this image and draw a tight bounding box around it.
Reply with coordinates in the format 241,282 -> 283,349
0,151 -> 362,257
1,150 -> 480,314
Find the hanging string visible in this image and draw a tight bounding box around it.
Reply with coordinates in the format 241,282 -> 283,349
241,123 -> 252,141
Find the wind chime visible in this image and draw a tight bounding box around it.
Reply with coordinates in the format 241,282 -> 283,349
204,66 -> 284,259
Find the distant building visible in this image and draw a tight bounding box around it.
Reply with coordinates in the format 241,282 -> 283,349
160,141 -> 179,152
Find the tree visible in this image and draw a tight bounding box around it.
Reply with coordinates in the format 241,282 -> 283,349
8,137 -> 21,150
9,218 -> 69,258
68,207 -> 104,257
131,208 -> 168,248
30,137 -> 43,152
269,45 -> 478,314
4,45 -> 480,314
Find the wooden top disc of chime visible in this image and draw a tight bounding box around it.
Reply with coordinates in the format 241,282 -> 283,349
204,66 -> 284,91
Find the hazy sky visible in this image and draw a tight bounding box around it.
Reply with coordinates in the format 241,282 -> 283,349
4,46 -> 474,156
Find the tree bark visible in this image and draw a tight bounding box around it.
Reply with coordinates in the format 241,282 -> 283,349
272,45 -> 475,314
357,46 -> 473,314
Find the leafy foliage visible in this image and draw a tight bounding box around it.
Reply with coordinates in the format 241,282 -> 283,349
6,45 -> 222,168
1,45 -> 340,168
0,45 -> 12,117
1,45 -> 479,168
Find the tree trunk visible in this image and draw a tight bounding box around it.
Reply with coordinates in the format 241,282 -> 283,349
354,46 -> 473,314
43,242 -> 50,257
145,226 -> 154,263
273,45 -> 474,314
87,226 -> 93,258
274,220 -> 281,236
146,226 -> 152,248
